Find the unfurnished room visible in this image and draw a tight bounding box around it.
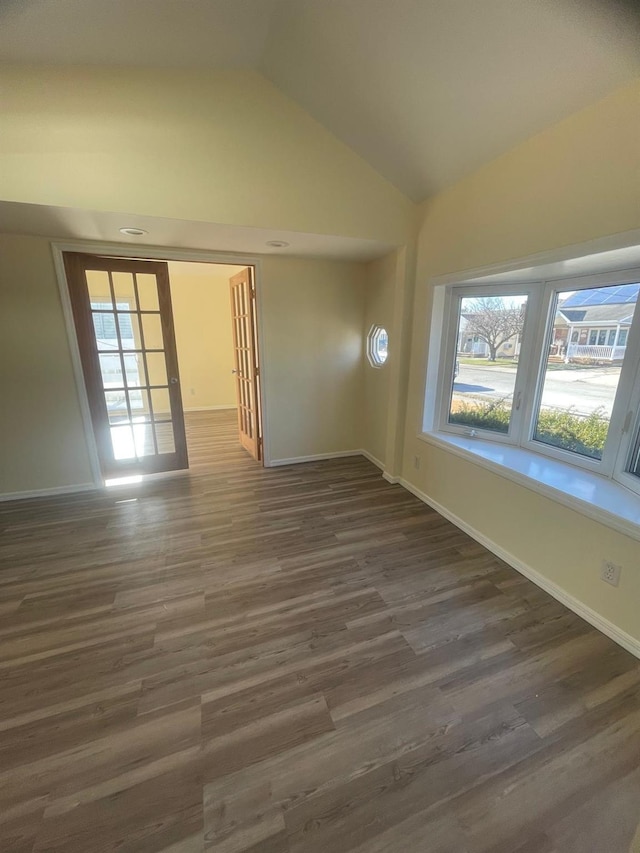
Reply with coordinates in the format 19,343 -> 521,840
0,1 -> 639,852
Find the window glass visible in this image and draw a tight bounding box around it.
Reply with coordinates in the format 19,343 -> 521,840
533,283 -> 638,460
629,422 -> 640,479
448,295 -> 528,434
367,325 -> 389,367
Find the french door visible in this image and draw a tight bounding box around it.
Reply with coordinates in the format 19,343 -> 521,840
229,267 -> 262,462
64,253 -> 188,479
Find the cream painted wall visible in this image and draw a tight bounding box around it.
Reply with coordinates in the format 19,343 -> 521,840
0,234 -> 95,493
400,80 -> 640,644
260,256 -> 365,463
0,235 -> 367,494
168,262 -> 238,411
361,253 -> 396,467
0,65 -> 413,245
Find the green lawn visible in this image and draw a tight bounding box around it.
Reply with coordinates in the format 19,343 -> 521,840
457,358 -> 518,367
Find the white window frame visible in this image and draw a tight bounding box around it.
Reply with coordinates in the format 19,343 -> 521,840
436,282 -> 544,445
367,324 -> 389,368
430,267 -> 640,497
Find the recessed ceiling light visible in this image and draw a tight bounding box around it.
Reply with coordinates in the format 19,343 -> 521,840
119,227 -> 147,237
265,240 -> 290,248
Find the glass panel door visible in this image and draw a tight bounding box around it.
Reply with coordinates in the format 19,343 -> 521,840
64,253 -> 188,478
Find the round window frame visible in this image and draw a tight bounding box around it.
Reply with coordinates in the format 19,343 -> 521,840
367,324 -> 389,368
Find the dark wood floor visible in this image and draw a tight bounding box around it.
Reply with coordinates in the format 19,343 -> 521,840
1,410 -> 639,853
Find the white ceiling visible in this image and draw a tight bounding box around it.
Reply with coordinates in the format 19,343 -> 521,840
0,201 -> 394,262
0,0 -> 278,68
0,0 -> 637,202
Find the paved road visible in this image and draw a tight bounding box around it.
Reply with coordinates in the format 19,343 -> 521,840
453,363 -> 620,416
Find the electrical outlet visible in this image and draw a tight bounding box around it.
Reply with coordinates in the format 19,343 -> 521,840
413,455 -> 420,470
601,560 -> 622,587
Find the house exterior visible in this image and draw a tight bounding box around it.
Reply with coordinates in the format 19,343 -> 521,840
457,314 -> 521,359
554,283 -> 639,364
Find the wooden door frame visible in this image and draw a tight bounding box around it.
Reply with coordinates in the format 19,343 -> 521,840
52,241 -> 270,486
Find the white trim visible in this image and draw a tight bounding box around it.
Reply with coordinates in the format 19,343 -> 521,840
183,405 -> 237,412
429,229 -> 640,287
50,240 -> 270,477
360,449 -> 385,470
268,449 -> 387,470
51,248 -> 104,487
0,483 -> 97,503
267,450 -> 363,467
418,430 -> 640,542
397,476 -> 640,660
382,471 -> 400,484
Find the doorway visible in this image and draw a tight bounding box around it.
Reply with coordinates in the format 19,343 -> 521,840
62,251 -> 264,482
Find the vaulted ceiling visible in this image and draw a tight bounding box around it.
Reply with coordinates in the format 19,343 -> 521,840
0,0 -> 637,202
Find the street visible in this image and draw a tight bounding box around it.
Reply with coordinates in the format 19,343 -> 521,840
453,362 -> 620,416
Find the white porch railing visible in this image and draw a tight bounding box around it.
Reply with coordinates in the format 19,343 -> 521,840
566,344 -> 626,361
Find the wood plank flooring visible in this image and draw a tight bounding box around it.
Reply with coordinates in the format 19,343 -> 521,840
1,409 -> 639,853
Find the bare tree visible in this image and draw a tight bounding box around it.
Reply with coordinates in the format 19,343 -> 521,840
462,298 -> 525,362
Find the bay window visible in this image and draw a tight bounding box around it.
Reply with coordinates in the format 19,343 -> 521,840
430,269 -> 640,499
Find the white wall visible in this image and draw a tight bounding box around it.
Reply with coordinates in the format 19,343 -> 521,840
168,261 -> 238,411
0,65 -> 413,245
260,256 -> 365,463
399,79 -> 640,646
0,234 -> 95,493
361,253 -> 396,467
0,236 -> 368,495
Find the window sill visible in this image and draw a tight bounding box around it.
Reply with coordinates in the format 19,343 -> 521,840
418,431 -> 640,542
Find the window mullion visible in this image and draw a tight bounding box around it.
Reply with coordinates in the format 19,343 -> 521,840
517,281 -> 553,448
610,299 -> 640,483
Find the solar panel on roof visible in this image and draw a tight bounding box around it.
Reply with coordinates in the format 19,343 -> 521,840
562,283 -> 640,307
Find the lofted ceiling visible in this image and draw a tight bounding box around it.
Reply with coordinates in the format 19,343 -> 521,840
0,0 -> 637,203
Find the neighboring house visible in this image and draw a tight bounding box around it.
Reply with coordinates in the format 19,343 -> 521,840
554,283 -> 639,363
457,314 -> 521,359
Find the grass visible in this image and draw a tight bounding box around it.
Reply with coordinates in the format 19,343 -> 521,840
457,358 -> 518,368
449,400 -> 609,458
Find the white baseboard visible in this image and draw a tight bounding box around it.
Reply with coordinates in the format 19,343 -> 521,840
398,476 -> 640,660
0,483 -> 97,503
382,471 -> 400,484
269,449 -> 388,470
360,449 -> 385,470
184,405 -> 236,412
268,450 -> 363,467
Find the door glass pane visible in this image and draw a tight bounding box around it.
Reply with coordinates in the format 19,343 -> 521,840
141,313 -> 164,349
99,353 -> 124,389
449,294 -> 528,434
533,282 -> 639,460
110,425 -> 136,460
117,313 -> 140,349
86,270 -> 111,306
105,390 -> 129,424
132,421 -> 156,457
146,351 -> 167,386
123,353 -> 146,388
129,388 -> 151,420
93,313 -> 119,351
137,274 -> 160,311
112,272 -> 137,309
150,387 -> 171,420
155,422 -> 175,454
